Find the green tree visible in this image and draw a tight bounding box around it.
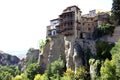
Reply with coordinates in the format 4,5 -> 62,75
34,74 -> 49,80
61,68 -> 74,80
112,0 -> 120,25
25,63 -> 40,80
13,75 -> 22,80
100,40 -> 120,79
74,66 -> 88,80
45,57 -> 64,80
100,59 -> 116,80
111,40 -> 120,79
89,59 -> 101,80
0,71 -> 12,80
96,41 -> 114,60
13,73 -> 29,80
0,65 -> 20,80
34,74 -> 41,80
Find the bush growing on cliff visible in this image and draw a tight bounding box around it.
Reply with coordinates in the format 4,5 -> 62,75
94,24 -> 115,38
89,59 -> 101,80
39,38 -> 51,52
96,41 -> 114,60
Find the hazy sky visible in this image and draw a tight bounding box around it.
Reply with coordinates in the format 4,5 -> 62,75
0,0 -> 112,57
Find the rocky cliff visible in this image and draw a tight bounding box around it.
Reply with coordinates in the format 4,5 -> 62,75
38,34 -> 97,73
39,35 -> 66,73
18,48 -> 40,72
0,51 -> 20,66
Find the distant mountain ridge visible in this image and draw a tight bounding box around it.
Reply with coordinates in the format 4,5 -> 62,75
0,51 -> 20,66
6,50 -> 27,59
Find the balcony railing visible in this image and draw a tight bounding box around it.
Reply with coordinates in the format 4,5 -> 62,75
62,30 -> 74,36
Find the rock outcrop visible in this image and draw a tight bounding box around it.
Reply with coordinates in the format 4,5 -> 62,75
0,51 -> 20,66
38,32 -> 98,73
73,41 -> 84,73
26,48 -> 40,65
18,48 -> 40,72
39,35 -> 66,73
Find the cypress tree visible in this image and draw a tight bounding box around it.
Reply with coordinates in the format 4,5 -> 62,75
112,0 -> 120,25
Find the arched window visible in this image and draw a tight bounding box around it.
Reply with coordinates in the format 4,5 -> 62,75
52,30 -> 56,36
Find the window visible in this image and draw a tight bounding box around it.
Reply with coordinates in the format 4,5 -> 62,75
88,27 -> 91,31
80,33 -> 83,38
91,18 -> 93,21
52,30 -> 56,36
70,22 -> 72,25
83,23 -> 85,25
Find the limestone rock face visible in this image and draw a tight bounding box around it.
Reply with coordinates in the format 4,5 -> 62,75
18,48 -> 40,72
73,41 -> 84,73
39,42 -> 50,74
64,36 -> 75,69
39,33 -> 97,73
18,58 -> 26,72
75,39 -> 96,55
39,35 -> 66,73
26,48 -> 40,65
0,51 -> 20,66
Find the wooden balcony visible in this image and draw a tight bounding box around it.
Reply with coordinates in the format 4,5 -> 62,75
62,30 -> 74,36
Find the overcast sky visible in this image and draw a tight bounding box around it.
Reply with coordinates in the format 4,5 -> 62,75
0,0 -> 112,57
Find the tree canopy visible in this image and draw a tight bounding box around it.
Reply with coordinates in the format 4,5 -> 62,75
112,0 -> 120,25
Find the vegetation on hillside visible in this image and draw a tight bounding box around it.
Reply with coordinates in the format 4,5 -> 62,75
94,24 -> 115,38
112,0 -> 120,25
39,38 -> 51,53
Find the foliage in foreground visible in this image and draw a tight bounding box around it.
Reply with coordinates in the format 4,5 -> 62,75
100,40 -> 120,80
25,63 -> 40,80
2,39 -> 120,80
0,65 -> 20,80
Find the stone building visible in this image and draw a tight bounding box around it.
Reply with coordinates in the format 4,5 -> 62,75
89,9 -> 104,17
97,12 -> 110,26
59,5 -> 82,38
46,18 -> 59,37
43,5 -> 110,72
80,16 -> 97,39
47,7 -> 110,39
58,5 -> 83,69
